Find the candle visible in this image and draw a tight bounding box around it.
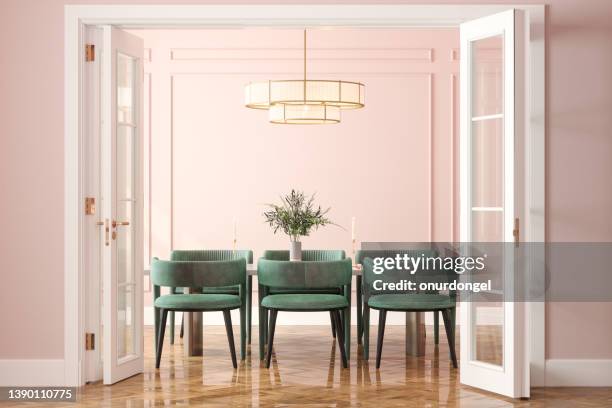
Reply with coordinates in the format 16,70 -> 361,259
351,216 -> 356,240
233,217 -> 237,242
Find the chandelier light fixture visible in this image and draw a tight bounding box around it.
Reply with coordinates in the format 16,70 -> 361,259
244,29 -> 365,124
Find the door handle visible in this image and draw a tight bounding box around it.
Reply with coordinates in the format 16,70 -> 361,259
513,218 -> 520,247
96,219 -> 110,246
111,220 -> 130,240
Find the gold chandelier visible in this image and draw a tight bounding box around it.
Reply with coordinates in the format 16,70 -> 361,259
244,30 -> 365,124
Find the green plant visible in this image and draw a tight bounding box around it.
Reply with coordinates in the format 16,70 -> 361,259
263,190 -> 339,242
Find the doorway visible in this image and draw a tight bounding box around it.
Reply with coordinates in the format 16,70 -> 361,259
65,4 -> 545,399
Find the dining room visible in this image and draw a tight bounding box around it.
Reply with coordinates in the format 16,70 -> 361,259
59,3 -> 559,405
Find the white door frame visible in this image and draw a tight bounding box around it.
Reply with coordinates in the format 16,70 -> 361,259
64,3 -> 545,387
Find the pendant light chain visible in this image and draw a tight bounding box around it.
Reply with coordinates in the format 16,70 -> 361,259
303,29 -> 307,102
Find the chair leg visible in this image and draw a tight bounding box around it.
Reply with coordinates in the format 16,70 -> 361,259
239,303 -> 246,361
154,307 -> 160,351
247,275 -> 252,344
156,309 -> 168,369
450,307 -> 456,360
330,311 -> 337,338
363,304 -> 370,361
332,310 -> 348,368
223,310 -> 238,369
375,309 -> 387,369
169,311 -> 175,345
179,314 -> 184,339
265,309 -> 278,368
441,309 -> 458,368
258,284 -> 266,361
434,310 -> 439,345
356,275 -> 363,345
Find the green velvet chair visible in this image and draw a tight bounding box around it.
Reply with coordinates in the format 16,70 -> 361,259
355,249 -> 455,347
361,252 -> 457,369
257,258 -> 352,368
260,250 -> 346,343
168,250 -> 253,345
151,257 -> 247,368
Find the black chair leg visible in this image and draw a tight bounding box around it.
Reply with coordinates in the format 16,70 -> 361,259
179,314 -> 184,339
363,304 -> 370,361
265,309 -> 278,368
170,311 -> 175,344
332,310 -> 348,368
376,309 -> 387,369
330,311 -> 337,338
156,309 -> 168,369
441,309 -> 458,368
223,310 -> 238,369
434,310 -> 439,345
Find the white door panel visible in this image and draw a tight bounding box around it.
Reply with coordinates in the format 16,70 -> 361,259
459,9 -> 528,398
102,26 -> 144,385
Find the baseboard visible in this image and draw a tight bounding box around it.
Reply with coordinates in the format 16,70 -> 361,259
545,359 -> 612,386
0,359 -> 65,386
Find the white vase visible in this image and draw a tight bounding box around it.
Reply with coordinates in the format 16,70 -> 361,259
290,241 -> 302,261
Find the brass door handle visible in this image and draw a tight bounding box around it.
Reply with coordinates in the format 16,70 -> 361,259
111,220 -> 130,240
96,219 -> 110,246
513,218 -> 520,247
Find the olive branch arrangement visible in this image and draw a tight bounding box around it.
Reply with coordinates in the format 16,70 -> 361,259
263,190 -> 341,242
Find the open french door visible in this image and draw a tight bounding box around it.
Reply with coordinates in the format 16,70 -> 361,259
101,26 -> 145,385
459,10 -> 529,398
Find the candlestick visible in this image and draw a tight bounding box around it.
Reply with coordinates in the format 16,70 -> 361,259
351,216 -> 356,240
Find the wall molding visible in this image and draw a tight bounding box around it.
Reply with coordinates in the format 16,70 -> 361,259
170,47 -> 434,62
545,359 -> 612,387
0,360 -> 65,386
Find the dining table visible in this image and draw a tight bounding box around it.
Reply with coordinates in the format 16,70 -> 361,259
181,264 -> 426,358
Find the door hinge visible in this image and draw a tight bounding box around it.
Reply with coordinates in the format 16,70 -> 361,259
85,44 -> 95,62
85,197 -> 96,215
85,333 -> 95,350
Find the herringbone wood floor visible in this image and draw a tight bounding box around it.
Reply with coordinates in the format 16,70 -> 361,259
3,325 -> 611,407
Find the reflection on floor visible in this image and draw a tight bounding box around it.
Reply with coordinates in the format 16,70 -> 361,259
24,325 -> 612,407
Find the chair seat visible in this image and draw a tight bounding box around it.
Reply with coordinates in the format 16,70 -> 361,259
155,294 -> 241,310
368,294 -> 454,311
262,294 -> 348,310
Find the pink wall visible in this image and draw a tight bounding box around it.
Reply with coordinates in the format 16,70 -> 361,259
134,28 -> 459,279
1,0 -> 612,361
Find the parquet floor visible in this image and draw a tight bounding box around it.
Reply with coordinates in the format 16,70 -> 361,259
3,325 -> 612,407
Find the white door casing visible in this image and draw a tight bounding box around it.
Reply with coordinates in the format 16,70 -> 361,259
65,5 -> 545,389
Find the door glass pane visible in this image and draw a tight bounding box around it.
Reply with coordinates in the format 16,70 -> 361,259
117,53 -> 135,124
471,118 -> 503,208
472,35 -> 503,117
470,34 -> 504,367
473,302 -> 504,366
116,52 -> 137,359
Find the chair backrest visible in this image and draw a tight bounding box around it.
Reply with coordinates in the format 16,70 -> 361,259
151,257 -> 246,289
257,258 -> 352,289
171,249 -> 253,264
262,249 -> 345,261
